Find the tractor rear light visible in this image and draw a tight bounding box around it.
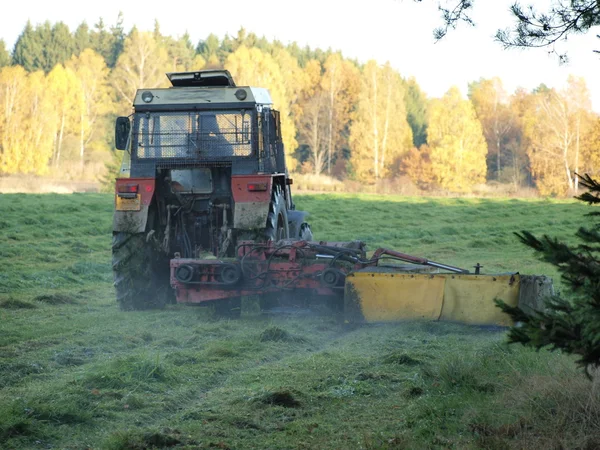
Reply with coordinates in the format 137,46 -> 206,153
117,184 -> 138,194
247,183 -> 268,192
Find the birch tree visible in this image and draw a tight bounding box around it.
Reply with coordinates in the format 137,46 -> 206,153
111,29 -> 170,109
523,79 -> 592,196
47,64 -> 82,167
321,54 -> 360,175
66,49 -> 114,170
468,77 -> 514,180
349,61 -> 413,182
23,71 -> 55,174
427,87 -> 487,192
225,45 -> 298,171
0,66 -> 28,173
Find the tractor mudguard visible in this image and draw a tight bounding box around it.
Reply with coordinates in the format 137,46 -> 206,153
231,175 -> 274,230
113,178 -> 155,233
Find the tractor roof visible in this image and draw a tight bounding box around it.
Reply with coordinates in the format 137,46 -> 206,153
132,70 -> 273,109
167,70 -> 235,87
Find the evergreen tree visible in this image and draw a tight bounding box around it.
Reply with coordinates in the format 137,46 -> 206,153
196,33 -> 220,66
90,16 -> 124,68
109,12 -> 125,68
13,21 -> 74,73
498,174 -> 600,373
73,22 -> 91,56
403,77 -> 428,148
12,21 -> 39,71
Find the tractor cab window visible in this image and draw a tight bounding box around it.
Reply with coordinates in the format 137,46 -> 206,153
134,110 -> 254,159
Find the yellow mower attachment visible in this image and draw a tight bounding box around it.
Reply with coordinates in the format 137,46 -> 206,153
343,249 -> 553,326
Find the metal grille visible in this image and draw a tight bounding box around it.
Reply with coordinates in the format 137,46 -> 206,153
135,111 -> 254,159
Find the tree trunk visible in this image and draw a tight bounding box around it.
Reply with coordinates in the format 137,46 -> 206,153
312,99 -> 321,175
327,64 -> 336,175
371,69 -> 378,179
574,114 -> 580,193
80,112 -> 85,172
380,72 -> 391,176
563,130 -> 573,190
55,112 -> 65,167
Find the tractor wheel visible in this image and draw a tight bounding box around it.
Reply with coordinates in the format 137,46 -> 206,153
112,232 -> 173,311
264,185 -> 289,242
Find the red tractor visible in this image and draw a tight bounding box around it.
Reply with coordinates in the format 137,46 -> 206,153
112,70 -> 313,312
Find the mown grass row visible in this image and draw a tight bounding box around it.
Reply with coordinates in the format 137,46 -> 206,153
0,193 -> 597,449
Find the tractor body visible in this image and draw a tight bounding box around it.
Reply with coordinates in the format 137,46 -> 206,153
112,70 -> 312,311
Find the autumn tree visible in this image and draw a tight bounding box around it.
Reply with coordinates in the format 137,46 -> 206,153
349,61 -> 413,182
425,87 -> 487,192
566,76 -> 594,192
468,77 -> 514,181
0,66 -> 57,174
111,28 -> 170,110
580,116 -> 600,176
66,49 -> 114,170
0,40 -> 10,68
320,54 -> 360,175
401,144 -> 436,190
523,78 -> 593,196
225,45 -> 298,171
47,64 -> 83,167
504,88 -> 534,188
0,66 -> 28,173
298,89 -> 328,175
22,70 -> 56,174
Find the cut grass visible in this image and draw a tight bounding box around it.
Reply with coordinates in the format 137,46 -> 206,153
0,192 -> 595,449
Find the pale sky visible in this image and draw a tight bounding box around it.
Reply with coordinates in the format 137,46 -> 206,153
2,0 -> 600,110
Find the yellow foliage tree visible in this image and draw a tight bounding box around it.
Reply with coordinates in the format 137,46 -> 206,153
427,87 -> 487,192
0,66 -> 58,174
66,49 -> 114,170
111,29 -> 170,111
0,66 -> 28,174
321,54 -> 360,176
47,64 -> 83,167
349,61 -> 413,182
468,77 -> 513,180
523,77 -> 594,196
22,71 -> 55,174
225,45 -> 298,171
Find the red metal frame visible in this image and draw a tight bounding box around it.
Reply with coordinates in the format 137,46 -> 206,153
170,240 -> 470,305
170,240 -> 363,304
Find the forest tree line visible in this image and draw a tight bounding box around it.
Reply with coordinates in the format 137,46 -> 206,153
0,15 -> 598,195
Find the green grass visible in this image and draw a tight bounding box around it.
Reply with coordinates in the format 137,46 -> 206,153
0,192 -> 598,449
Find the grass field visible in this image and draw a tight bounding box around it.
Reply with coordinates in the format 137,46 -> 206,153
1,193 -> 599,449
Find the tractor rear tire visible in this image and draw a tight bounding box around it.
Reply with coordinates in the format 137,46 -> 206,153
264,186 -> 289,242
112,232 -> 173,311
